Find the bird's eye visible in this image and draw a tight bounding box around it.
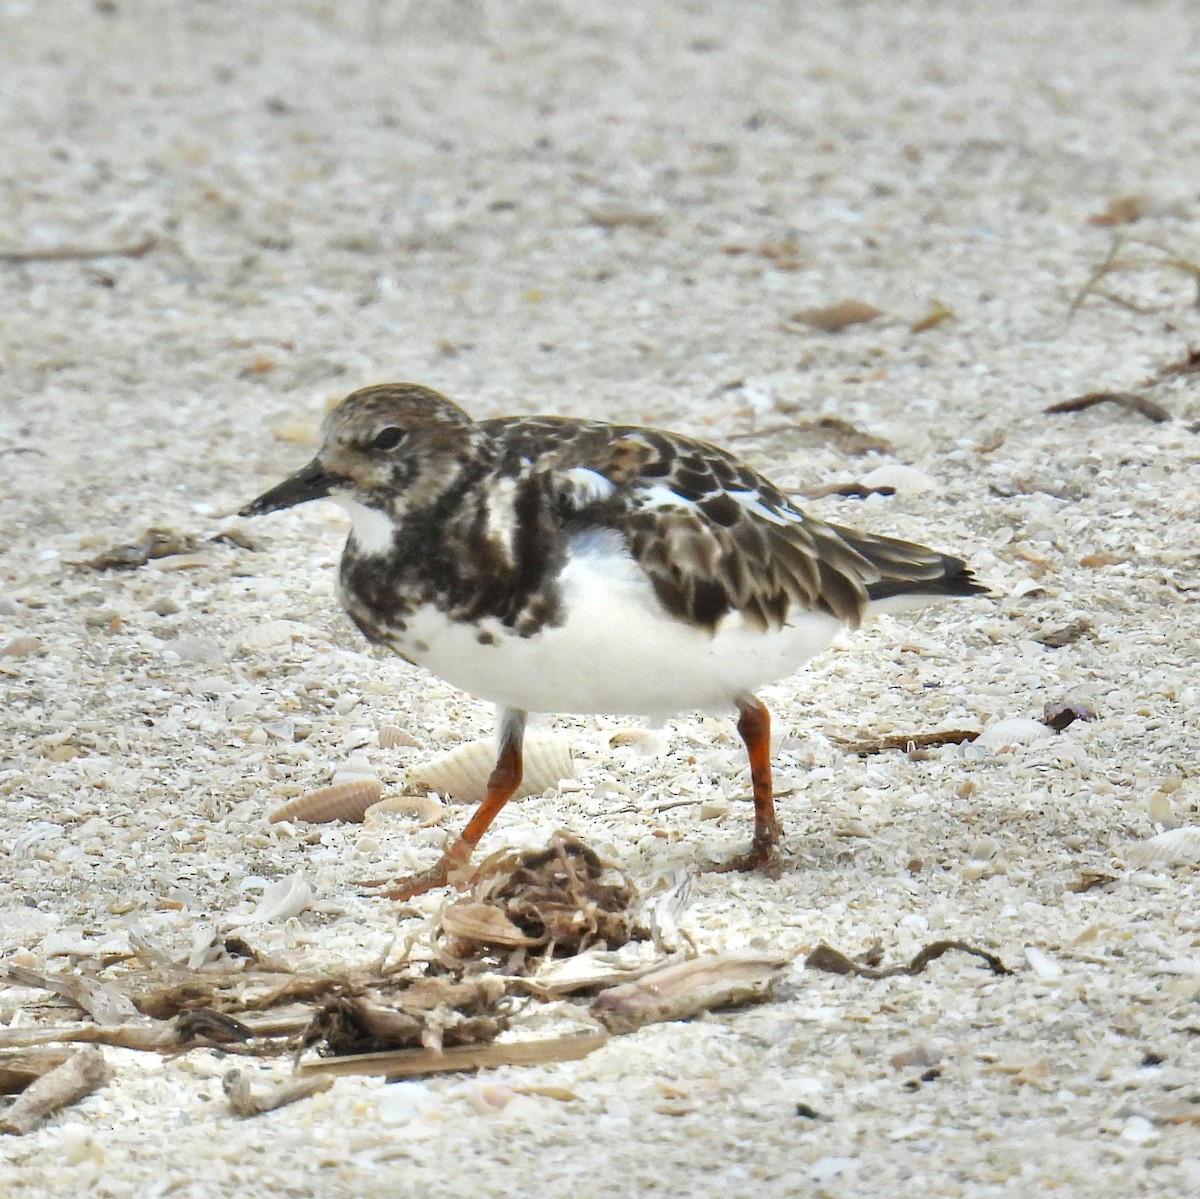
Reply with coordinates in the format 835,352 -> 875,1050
372,427 -> 404,451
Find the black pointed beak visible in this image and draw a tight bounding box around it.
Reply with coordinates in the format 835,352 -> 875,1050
240,459 -> 340,517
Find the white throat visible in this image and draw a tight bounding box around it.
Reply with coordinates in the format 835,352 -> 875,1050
333,497 -> 396,555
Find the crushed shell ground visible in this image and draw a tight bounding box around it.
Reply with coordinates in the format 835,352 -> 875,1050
3,2 -> 1200,1195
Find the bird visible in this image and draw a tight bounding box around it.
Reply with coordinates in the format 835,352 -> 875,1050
240,382 -> 986,899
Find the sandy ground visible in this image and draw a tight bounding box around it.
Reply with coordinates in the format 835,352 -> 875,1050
4,0 -> 1200,1194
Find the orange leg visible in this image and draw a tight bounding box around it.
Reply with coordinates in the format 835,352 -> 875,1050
361,710 -> 526,901
713,694 -> 783,876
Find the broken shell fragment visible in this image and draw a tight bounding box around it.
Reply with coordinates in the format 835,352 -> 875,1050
408,734 -> 574,803
977,717 -> 1055,751
1125,827 -> 1200,868
268,778 -> 383,824
379,725 -> 422,749
364,794 -> 445,829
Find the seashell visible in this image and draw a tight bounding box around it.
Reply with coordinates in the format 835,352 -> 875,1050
859,463 -> 937,496
238,620 -> 306,651
379,724 -> 422,749
408,734 -> 574,803
364,794 -> 445,829
1148,791 -> 1178,829
246,871 -> 313,923
1,635 -> 43,657
977,717 -> 1055,751
269,778 -> 382,824
439,901 -> 543,947
609,727 -> 668,757
1124,827 -> 1200,868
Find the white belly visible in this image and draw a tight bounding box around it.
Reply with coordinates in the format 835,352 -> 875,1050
385,530 -> 846,719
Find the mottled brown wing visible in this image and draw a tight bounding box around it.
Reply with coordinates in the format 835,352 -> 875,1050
545,425 -> 883,632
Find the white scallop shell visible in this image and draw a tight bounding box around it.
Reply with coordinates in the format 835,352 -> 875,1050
977,717 -> 1055,751
1124,827 -> 1200,868
268,778 -> 383,824
407,734 -> 574,803
859,463 -> 938,495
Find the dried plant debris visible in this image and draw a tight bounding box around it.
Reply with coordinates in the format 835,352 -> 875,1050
83,526 -> 202,570
589,952 -> 789,1034
81,525 -> 262,571
302,977 -> 510,1057
296,1031 -> 610,1080
0,1050 -> 75,1096
787,298 -> 883,332
223,1068 -> 334,1117
1044,391 -> 1171,423
1069,236 -> 1200,316
806,939 -> 1012,979
0,235 -> 157,264
1150,345 -> 1200,381
0,1047 -> 111,1135
438,832 -> 647,962
832,728 -> 981,756
726,416 -> 891,455
909,299 -> 954,333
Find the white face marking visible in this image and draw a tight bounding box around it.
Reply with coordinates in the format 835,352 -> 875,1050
333,497 -> 397,555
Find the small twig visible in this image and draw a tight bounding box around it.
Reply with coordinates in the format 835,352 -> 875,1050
223,1068 -> 334,1117
1044,391 -> 1171,423
831,728 -> 981,756
0,235 -> 157,264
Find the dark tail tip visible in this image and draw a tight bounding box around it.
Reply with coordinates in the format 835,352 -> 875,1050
866,554 -> 990,603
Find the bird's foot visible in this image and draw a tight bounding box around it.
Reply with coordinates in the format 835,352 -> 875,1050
356,844 -> 475,900
709,823 -> 784,878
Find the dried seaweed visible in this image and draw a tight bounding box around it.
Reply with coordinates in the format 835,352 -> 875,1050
806,939 -> 1011,978
438,831 -> 646,962
1044,391 -> 1170,423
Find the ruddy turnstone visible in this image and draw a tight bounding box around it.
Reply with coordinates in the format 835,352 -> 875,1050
241,383 -> 985,898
